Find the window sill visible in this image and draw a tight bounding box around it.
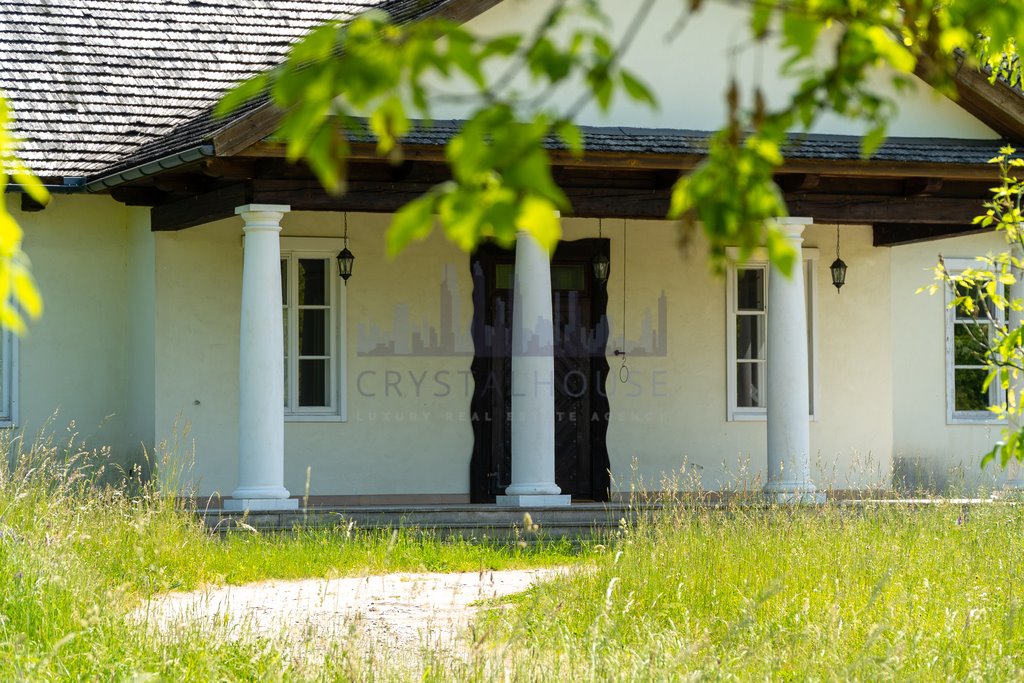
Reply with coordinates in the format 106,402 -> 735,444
947,415 -> 1002,426
285,414 -> 345,423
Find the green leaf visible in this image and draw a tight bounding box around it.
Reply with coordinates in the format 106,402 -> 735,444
216,74 -> 269,118
556,121 -> 583,156
781,13 -> 821,59
388,193 -> 438,257
515,196 -> 562,254
861,124 -> 887,159
620,70 -> 657,108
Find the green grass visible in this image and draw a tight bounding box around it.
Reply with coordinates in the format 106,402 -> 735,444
4,430 -> 1024,680
465,503 -> 1024,681
0,431 -> 584,681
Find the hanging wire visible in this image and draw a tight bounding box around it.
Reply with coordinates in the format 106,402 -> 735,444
343,212 -> 349,245
598,217 -> 603,239
835,224 -> 840,259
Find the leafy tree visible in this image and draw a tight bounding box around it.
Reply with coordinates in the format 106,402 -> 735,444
0,94 -> 44,332
920,147 -> 1024,470
220,0 -> 1022,275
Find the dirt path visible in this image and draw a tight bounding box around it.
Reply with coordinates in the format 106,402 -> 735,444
138,568 -> 564,663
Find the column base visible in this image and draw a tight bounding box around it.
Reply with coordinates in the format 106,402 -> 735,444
224,497 -> 299,512
496,494 -> 571,508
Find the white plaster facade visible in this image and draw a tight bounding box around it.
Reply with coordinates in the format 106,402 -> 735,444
10,196 -> 1010,500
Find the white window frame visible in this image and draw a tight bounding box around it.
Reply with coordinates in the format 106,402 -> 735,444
725,247 -> 819,422
0,327 -> 17,427
281,237 -> 347,422
944,257 -> 1003,425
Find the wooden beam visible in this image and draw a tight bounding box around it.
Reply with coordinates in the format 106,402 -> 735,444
210,104 -> 285,158
201,158 -> 258,180
150,183 -> 252,231
110,186 -> 168,206
428,0 -> 504,23
872,223 -> 990,247
786,194 -> 988,225
903,177 -> 943,196
916,56 -> 1024,140
19,193 -> 45,212
777,173 -> 821,192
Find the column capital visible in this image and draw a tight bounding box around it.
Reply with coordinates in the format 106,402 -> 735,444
235,204 -> 291,231
773,217 -> 811,243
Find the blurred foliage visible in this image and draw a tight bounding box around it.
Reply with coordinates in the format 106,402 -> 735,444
219,0 -> 1021,273
0,94 -> 43,332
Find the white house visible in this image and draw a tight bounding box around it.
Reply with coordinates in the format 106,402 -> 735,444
2,0 -> 1021,509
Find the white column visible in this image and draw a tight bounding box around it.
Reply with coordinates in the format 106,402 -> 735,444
225,204 -> 298,512
497,229 -> 570,507
764,218 -> 823,503
1007,245 -> 1024,490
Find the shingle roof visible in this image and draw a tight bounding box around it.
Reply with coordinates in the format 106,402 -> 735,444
1,1 -> 1016,183
0,0 -> 449,178
396,120 -> 1008,167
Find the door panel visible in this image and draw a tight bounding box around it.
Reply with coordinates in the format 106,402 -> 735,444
469,240 -> 610,503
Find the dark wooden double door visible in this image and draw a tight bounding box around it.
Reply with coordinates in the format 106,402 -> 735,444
469,239 -> 611,503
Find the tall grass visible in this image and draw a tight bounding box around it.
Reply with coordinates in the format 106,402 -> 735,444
5,425 -> 1024,681
0,428 -> 582,681
465,500 -> 1024,681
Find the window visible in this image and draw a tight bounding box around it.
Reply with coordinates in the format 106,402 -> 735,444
0,328 -> 16,427
945,258 -> 1003,424
280,238 -> 347,421
725,250 -> 818,421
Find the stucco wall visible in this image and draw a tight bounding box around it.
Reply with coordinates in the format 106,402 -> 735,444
154,211 -> 893,498
565,218 -> 893,493
11,193 -> 144,463
446,0 -> 997,140
891,231 -> 1010,492
154,212 -> 478,499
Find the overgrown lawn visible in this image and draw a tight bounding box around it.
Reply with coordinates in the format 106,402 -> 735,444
3,433 -> 1024,680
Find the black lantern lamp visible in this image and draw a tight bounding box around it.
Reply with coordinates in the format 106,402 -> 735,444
593,218 -> 610,283
830,226 -> 847,292
337,213 -> 355,284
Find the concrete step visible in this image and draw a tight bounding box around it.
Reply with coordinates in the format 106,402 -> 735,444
202,503 -> 653,540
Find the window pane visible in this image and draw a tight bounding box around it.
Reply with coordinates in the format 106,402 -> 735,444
298,259 -> 328,305
298,359 -> 329,407
495,263 -> 514,290
551,264 -> 586,290
736,362 -> 764,408
281,259 -> 288,305
953,281 -> 996,321
954,323 -> 989,365
954,368 -> 992,412
736,314 -> 765,360
298,309 -> 327,356
737,268 -> 764,311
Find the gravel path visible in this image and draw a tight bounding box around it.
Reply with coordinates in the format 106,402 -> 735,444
138,568 -> 564,664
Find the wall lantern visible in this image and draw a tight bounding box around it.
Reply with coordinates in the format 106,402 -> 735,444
830,226 -> 847,292
593,218 -> 610,283
337,213 -> 355,284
